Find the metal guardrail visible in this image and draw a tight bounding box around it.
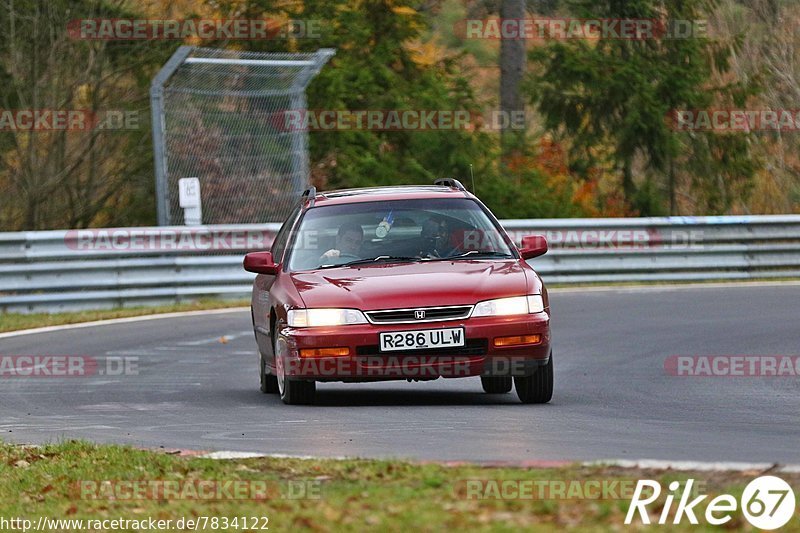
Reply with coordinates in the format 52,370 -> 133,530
1,215 -> 800,313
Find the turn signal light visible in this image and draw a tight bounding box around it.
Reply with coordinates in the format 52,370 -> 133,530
299,347 -> 350,358
493,335 -> 542,347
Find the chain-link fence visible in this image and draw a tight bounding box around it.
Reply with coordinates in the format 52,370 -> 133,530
150,46 -> 334,226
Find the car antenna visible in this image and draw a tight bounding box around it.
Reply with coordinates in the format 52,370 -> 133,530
469,164 -> 476,194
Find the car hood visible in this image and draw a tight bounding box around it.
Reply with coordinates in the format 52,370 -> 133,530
289,260 -> 529,310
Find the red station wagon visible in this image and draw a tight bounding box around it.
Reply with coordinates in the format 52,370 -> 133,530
245,179 -> 552,404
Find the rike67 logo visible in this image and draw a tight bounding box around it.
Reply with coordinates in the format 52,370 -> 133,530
625,476 -> 796,529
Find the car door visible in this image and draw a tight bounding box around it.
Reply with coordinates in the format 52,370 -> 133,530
253,204 -> 302,359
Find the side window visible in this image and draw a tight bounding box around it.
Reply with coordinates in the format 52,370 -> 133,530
271,205 -> 301,263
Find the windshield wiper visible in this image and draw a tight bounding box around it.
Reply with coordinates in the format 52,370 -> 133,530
320,256 -> 422,268
431,250 -> 514,261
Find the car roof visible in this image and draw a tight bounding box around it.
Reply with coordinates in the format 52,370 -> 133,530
306,185 -> 474,207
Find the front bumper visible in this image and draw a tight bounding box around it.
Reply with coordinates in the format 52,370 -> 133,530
278,312 -> 551,381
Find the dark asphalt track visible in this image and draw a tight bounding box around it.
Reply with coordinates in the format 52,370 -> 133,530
1,284 -> 799,462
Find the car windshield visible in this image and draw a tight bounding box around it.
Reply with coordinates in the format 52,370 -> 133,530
285,197 -> 515,271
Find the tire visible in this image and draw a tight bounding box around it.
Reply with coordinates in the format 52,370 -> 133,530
275,336 -> 316,405
280,377 -> 316,405
259,355 -> 279,394
514,351 -> 553,404
481,376 -> 512,394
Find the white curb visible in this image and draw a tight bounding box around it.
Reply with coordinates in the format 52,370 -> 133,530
0,307 -> 249,339
196,452 -> 800,472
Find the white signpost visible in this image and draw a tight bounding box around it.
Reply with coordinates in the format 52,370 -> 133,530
178,177 -> 202,226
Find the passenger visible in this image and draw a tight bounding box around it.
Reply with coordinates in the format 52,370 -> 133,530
418,217 -> 452,258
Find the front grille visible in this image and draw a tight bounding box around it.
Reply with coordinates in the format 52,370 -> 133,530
365,305 -> 473,324
356,339 -> 488,358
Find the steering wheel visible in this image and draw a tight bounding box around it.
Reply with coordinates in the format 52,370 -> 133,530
318,251 -> 360,267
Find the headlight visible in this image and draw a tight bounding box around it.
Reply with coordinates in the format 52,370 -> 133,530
287,308 -> 368,327
471,295 -> 545,317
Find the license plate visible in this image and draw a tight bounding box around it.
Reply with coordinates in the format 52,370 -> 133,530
379,327 -> 465,352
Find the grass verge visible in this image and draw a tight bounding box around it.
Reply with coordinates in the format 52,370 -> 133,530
0,299 -> 249,333
1,441 -> 798,531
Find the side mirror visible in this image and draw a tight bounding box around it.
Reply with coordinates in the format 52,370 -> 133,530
243,251 -> 279,275
519,235 -> 548,260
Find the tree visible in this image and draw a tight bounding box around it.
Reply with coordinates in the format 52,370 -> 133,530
527,0 -> 757,215
209,0 -> 495,193
0,0 -> 172,229
499,0 -> 526,158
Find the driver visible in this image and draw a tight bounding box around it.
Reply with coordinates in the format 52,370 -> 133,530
319,222 -> 364,264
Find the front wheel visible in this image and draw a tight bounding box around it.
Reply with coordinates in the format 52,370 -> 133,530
275,337 -> 316,405
514,352 -> 553,404
481,376 -> 512,394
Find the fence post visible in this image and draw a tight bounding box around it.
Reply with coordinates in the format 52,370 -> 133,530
150,46 -> 194,226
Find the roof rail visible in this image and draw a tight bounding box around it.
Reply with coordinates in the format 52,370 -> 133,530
434,178 -> 467,192
301,186 -> 317,207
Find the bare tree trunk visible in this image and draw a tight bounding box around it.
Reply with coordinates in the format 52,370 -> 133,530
668,153 -> 676,215
500,0 -> 526,159
0,0 -> 162,230
623,160 -> 634,209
